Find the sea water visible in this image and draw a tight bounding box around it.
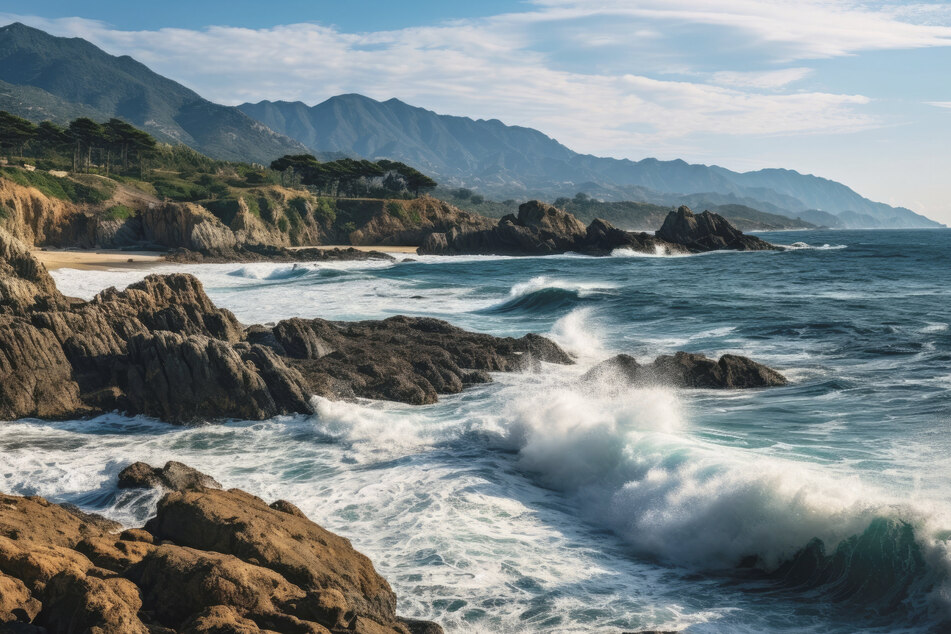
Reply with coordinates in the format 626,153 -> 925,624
2,229 -> 950,633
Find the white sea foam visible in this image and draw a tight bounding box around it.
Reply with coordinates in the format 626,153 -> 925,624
507,275 -> 617,298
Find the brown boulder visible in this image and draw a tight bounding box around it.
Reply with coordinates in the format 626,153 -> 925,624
146,487 -> 397,625
37,571 -> 148,634
0,573 -> 41,624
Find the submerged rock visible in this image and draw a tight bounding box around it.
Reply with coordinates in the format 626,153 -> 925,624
0,463 -> 444,634
582,351 -> 787,389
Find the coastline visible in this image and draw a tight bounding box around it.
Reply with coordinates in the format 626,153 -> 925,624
34,244 -> 419,271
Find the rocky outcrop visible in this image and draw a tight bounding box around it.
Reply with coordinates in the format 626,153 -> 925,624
418,201 -> 774,256
0,463 -> 444,633
656,206 -> 778,252
117,461 -> 222,492
255,316 -> 573,405
582,351 -> 788,389
165,244 -> 396,264
0,228 -> 572,423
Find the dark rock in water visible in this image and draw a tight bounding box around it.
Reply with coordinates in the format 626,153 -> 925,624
165,243 -> 395,264
271,316 -> 573,405
0,463 -> 444,634
418,200 -> 774,256
657,206 -> 779,252
0,228 -> 572,423
583,351 -> 787,388
118,461 -> 222,492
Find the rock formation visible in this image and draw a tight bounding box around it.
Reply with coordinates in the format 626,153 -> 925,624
581,351 -> 788,389
418,201 -> 777,256
165,244 -> 396,264
656,206 -> 777,252
0,463 -> 444,633
0,228 -> 572,423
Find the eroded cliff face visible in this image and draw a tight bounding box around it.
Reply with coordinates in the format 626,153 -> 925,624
0,173 -> 483,254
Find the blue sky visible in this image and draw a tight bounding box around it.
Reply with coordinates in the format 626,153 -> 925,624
3,0 -> 951,222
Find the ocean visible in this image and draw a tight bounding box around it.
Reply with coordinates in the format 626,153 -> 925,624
2,229 -> 950,633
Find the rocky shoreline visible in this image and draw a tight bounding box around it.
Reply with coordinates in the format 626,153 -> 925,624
0,461 -> 444,634
419,202 -> 779,257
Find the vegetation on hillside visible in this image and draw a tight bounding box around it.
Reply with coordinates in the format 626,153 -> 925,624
270,154 -> 437,198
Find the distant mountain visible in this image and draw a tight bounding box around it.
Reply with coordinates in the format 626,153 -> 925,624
240,95 -> 942,229
0,23 -> 308,164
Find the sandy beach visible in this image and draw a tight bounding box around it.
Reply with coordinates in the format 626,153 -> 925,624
33,249 -> 167,271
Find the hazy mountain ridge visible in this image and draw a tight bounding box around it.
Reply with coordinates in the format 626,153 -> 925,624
0,23 -> 308,163
240,95 -> 941,229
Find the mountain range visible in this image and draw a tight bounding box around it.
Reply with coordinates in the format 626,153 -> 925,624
0,23 -> 308,164
239,95 -> 940,228
0,22 -> 941,229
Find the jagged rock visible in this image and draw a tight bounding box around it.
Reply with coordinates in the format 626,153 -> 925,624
0,228 -> 65,313
0,231 -> 571,422
117,461 -> 222,492
417,200 -> 769,256
656,206 -> 779,252
582,351 -> 788,389
270,315 -> 573,404
119,331 -> 312,423
0,463 -> 444,634
0,317 -> 86,420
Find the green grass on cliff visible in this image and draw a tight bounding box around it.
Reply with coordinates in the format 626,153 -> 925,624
1,167 -> 111,204
103,204 -> 134,221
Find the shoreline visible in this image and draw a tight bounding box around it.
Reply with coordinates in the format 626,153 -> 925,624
34,244 -> 419,271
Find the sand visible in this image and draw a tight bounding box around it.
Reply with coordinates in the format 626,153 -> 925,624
34,249 -> 167,271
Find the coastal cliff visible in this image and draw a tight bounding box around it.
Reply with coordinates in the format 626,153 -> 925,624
0,461 -> 443,633
0,170 -> 778,261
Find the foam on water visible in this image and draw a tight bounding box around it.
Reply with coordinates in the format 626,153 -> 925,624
25,229 -> 951,631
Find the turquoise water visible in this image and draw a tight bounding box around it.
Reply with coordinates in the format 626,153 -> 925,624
2,229 -> 950,632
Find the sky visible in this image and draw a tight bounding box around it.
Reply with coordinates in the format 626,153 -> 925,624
2,0 -> 950,222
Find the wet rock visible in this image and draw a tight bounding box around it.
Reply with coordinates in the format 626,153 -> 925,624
0,230 -> 571,422
276,315 -> 573,404
583,352 -> 788,388
656,206 -> 779,252
117,461 -> 222,492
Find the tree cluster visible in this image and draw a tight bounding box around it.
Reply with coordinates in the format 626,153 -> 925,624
0,111 -> 157,174
270,155 -> 437,198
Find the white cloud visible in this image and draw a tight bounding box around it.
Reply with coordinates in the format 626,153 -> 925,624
711,68 -> 814,89
528,0 -> 951,60
0,11 -> 885,161
926,101 -> 951,109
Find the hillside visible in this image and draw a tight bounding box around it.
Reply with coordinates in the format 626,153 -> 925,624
0,23 -> 308,164
240,95 -> 941,229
